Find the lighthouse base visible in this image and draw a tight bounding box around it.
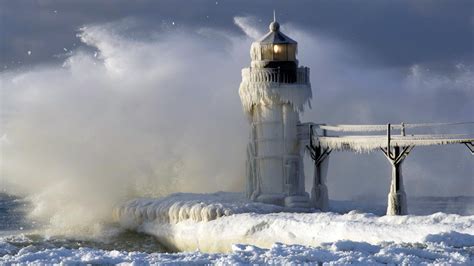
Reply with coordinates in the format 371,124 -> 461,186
284,194 -> 312,209
255,193 -> 312,209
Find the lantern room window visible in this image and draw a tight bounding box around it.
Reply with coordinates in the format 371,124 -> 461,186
260,43 -> 297,61
273,44 -> 282,54
273,44 -> 285,60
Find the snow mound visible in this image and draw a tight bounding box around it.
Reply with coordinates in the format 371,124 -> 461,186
425,231 -> 474,247
116,193 -> 474,253
115,192 -> 287,226
1,240 -> 472,265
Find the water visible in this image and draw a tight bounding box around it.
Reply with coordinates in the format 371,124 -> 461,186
331,196 -> 474,216
0,193 -> 37,234
0,193 -> 167,256
409,196 -> 474,215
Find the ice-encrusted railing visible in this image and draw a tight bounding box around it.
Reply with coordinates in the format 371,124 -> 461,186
239,67 -> 312,115
241,67 -> 310,84
299,121 -> 474,215
298,122 -> 474,153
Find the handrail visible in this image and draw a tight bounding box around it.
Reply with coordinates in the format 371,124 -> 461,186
242,67 -> 310,85
299,122 -> 474,132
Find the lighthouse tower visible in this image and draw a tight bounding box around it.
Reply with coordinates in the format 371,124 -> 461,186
239,17 -> 312,209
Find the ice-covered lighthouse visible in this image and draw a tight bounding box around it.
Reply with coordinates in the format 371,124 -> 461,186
239,17 -> 312,209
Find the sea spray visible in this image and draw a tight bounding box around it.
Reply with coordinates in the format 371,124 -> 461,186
0,21 -> 249,236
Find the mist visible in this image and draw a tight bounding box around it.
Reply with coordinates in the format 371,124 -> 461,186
0,17 -> 472,235
0,19 -> 252,235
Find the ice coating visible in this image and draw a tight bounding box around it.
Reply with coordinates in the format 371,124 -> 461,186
315,122 -> 474,132
238,74 -> 312,117
114,192 -> 306,226
314,135 -> 474,153
115,193 -> 474,253
238,20 -> 313,207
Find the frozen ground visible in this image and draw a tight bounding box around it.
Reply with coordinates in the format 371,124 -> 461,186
117,193 -> 474,253
1,193 -> 474,264
111,192 -> 474,264
1,231 -> 473,264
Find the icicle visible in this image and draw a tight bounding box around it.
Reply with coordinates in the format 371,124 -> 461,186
312,122 -> 474,132
315,135 -> 474,153
238,80 -> 312,117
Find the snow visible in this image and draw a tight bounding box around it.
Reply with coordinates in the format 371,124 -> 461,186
115,192 -> 286,226
115,193 -> 474,255
1,193 -> 473,264
425,231 -> 474,247
1,234 -> 472,264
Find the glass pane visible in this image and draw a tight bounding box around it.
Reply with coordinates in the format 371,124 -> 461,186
261,45 -> 273,60
287,44 -> 296,61
273,44 -> 287,61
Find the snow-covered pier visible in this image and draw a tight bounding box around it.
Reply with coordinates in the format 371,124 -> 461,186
301,122 -> 474,215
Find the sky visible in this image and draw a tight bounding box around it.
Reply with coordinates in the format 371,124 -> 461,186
2,0 -> 473,71
0,0 -> 473,227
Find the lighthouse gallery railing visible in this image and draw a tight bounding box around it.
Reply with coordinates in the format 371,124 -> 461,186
242,67 -> 310,84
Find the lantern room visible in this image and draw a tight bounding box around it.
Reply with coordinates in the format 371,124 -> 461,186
249,17 -> 300,83
250,20 -> 298,68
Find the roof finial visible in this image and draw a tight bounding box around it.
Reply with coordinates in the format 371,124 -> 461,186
269,10 -> 280,32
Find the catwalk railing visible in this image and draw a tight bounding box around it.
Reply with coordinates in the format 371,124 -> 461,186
241,67 -> 310,84
298,121 -> 474,215
299,122 -> 474,153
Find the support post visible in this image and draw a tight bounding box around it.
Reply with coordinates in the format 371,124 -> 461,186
381,123 -> 414,215
307,126 -> 331,211
386,146 -> 407,215
310,146 -> 331,211
464,142 -> 474,155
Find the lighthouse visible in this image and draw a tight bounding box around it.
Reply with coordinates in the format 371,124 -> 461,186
239,17 -> 313,209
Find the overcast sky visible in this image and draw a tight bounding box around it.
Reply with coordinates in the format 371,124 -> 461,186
0,1 -> 473,212
1,0 -> 473,70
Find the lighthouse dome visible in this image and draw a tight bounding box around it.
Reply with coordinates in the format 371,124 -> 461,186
269,21 -> 280,31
